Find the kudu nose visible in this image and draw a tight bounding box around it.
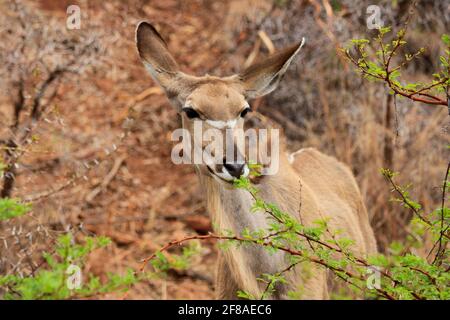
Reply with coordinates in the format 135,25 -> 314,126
223,160 -> 245,179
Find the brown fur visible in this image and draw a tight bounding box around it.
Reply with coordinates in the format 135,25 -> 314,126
202,150 -> 377,299
135,21 -> 377,299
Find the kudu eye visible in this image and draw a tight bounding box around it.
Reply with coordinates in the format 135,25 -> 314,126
240,107 -> 251,118
183,108 -> 200,119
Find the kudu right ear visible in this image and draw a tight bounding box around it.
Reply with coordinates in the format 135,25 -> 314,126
239,38 -> 305,99
136,22 -> 180,90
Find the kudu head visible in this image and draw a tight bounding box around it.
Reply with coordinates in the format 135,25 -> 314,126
136,21 -> 304,184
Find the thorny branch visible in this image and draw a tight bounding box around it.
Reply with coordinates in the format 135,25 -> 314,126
140,174 -> 435,300
139,232 -> 398,300
344,2 -> 450,108
432,161 -> 450,265
383,173 -> 450,241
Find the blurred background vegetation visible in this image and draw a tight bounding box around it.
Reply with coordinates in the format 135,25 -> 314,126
0,0 -> 448,299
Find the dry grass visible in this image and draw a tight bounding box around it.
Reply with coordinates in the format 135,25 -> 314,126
0,0 -> 449,299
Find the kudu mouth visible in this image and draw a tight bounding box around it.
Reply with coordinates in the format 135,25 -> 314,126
206,163 -> 249,183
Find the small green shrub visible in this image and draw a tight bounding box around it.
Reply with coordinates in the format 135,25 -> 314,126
343,27 -> 449,107
0,198 -> 31,221
0,232 -> 139,300
145,163 -> 449,300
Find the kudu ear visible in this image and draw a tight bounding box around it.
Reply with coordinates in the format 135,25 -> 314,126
239,38 -> 305,99
136,21 -> 180,90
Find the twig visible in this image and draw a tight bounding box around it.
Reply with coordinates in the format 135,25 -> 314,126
384,174 -> 444,235
260,262 -> 299,300
85,155 -> 126,203
432,161 -> 450,265
345,51 -> 448,106
139,233 -> 397,300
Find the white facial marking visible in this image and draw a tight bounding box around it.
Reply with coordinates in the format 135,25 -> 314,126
206,119 -> 238,129
242,165 -> 249,178
205,120 -> 226,129
183,101 -> 193,109
288,149 -> 306,164
226,119 -> 237,128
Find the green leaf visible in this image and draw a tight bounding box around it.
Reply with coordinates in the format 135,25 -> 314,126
0,198 -> 31,221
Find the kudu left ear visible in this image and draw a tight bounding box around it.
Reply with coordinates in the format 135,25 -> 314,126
239,38 -> 305,99
136,21 -> 180,91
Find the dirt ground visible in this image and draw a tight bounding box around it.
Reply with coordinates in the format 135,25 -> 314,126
1,0 -> 449,299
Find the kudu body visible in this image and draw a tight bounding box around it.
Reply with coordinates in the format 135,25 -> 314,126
136,22 -> 377,299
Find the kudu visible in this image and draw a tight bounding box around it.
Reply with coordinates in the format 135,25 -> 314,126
136,22 -> 377,299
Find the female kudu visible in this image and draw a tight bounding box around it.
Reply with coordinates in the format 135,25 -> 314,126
135,21 -> 377,299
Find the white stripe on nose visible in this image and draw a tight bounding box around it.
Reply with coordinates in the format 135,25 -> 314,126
206,119 -> 238,129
